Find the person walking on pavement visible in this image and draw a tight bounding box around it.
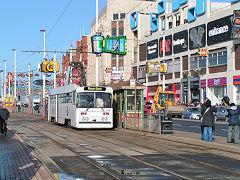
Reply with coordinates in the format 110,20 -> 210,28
200,99 -> 216,142
0,105 -> 10,135
227,103 -> 240,144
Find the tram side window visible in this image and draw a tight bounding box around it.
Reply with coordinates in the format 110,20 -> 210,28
58,93 -> 73,103
50,95 -> 55,104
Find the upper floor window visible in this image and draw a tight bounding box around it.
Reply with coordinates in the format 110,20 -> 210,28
209,50 -> 227,67
112,28 -> 117,37
113,14 -> 119,20
120,13 -> 125,19
112,54 -> 117,59
190,56 -> 206,70
119,27 -> 124,35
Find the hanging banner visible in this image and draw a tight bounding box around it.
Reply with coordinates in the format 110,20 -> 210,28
103,36 -> 126,55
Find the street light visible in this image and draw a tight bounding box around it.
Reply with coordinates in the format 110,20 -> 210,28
12,49 -> 17,113
40,29 -> 46,118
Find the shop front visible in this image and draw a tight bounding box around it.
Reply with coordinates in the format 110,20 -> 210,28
208,77 -> 227,106
233,75 -> 240,105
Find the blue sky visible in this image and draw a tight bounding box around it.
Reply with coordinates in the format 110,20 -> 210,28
0,0 -> 107,75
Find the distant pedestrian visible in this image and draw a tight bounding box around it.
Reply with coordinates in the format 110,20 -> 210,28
222,95 -> 230,106
200,99 -> 216,142
227,103 -> 240,144
0,105 -> 10,135
122,110 -> 125,128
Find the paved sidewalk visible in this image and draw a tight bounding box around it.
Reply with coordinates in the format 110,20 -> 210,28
0,130 -> 54,180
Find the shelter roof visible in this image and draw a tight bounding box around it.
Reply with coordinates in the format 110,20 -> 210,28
109,79 -> 145,91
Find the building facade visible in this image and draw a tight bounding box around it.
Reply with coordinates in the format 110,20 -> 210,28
130,0 -> 240,105
87,0 -> 159,86
62,36 -> 88,85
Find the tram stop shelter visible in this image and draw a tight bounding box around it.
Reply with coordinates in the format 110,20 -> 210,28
110,79 -> 146,129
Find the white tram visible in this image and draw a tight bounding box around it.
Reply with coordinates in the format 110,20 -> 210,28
48,84 -> 113,129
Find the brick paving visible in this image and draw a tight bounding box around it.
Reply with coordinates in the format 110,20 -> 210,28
0,130 -> 53,180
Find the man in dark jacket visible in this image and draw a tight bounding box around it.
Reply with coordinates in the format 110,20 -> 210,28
0,106 -> 10,135
227,103 -> 240,144
201,99 -> 216,142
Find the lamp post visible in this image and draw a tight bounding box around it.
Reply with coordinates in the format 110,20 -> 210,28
0,70 -> 3,104
12,49 -> 17,113
40,30 -> 46,118
95,0 -> 99,86
3,60 -> 6,106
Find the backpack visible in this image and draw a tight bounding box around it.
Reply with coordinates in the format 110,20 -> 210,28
0,108 -> 10,120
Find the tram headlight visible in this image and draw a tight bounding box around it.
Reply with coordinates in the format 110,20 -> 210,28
101,117 -> 108,121
82,117 -> 89,121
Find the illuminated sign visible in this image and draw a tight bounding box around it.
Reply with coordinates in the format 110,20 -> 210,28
207,15 -> 232,45
147,62 -> 167,74
84,87 -> 106,91
233,10 -> 240,38
103,36 -> 126,55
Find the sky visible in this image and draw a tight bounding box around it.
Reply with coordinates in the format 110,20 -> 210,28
0,0 -> 107,75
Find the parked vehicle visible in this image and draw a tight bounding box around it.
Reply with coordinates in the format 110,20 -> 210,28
144,102 -> 152,117
214,106 -> 228,121
182,107 -> 201,120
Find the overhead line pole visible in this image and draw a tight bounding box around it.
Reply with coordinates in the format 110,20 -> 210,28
40,30 -> 46,118
96,0 -> 99,86
12,49 -> 17,113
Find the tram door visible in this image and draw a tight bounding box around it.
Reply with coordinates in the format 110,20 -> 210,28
56,94 -> 58,123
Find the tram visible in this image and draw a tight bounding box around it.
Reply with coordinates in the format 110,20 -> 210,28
48,84 -> 113,129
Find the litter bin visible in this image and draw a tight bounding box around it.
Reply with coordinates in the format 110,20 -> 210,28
161,115 -> 173,134
151,113 -> 173,134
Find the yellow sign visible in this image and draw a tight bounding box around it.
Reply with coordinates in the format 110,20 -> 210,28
41,60 -> 59,73
147,62 -> 167,73
198,49 -> 209,56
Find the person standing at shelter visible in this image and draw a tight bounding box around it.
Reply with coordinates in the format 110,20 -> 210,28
200,99 -> 216,142
227,103 -> 240,144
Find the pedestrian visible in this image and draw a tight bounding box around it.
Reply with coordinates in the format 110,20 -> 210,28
122,110 -> 125,128
200,99 -> 216,142
227,103 -> 240,144
0,105 -> 10,135
34,104 -> 40,116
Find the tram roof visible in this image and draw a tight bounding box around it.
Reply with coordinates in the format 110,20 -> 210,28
49,84 -> 77,95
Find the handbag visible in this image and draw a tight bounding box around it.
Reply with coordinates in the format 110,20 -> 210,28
200,107 -> 210,123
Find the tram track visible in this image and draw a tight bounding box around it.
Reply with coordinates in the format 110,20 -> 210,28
9,115 -> 240,179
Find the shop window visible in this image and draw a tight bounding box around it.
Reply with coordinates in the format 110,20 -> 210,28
120,13 -> 125,19
113,14 -> 119,20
